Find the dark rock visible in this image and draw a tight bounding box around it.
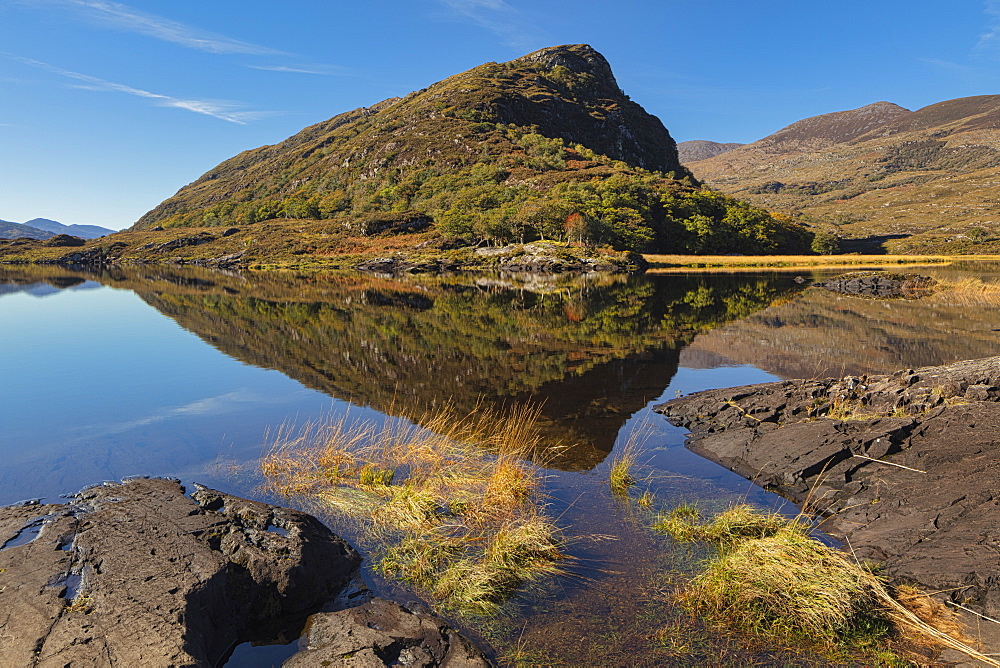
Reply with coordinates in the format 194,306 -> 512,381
57,242 -> 129,265
655,356 -> 1000,616
814,271 -> 937,299
284,598 -> 492,667
155,232 -> 217,251
221,227 -> 240,237
355,213 -> 432,236
0,478 -> 361,666
43,234 -> 86,247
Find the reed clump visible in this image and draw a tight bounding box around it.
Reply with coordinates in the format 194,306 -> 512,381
932,276 -> 1000,306
655,504 -> 996,665
261,403 -> 566,615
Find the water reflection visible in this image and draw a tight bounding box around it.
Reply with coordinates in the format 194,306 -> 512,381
684,263 -> 1000,378
54,267 -> 806,468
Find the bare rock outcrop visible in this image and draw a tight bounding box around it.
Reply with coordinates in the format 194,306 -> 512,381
0,478 -> 361,666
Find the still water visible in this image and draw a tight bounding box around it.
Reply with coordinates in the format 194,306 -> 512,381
3,264 -> 999,665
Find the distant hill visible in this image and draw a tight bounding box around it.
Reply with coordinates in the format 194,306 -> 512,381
0,220 -> 54,240
686,97 -> 1000,253
677,140 -> 744,163
25,218 -> 114,239
128,44 -> 811,258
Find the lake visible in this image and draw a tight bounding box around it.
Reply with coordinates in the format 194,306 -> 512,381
3,263 -> 999,665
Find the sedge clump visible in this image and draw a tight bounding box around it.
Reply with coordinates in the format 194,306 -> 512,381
261,403 -> 566,615
655,504 -> 995,665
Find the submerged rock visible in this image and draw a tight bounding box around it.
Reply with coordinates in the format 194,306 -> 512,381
655,356 -> 1000,616
285,599 -> 491,667
0,478 -> 361,666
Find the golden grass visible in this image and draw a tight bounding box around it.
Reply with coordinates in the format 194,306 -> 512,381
642,253 -> 953,272
261,402 -> 567,614
931,276 -> 1000,306
655,504 -> 997,665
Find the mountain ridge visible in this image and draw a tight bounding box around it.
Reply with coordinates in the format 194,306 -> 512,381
0,220 -> 54,240
677,140 -> 745,163
686,95 -> 1000,253
25,218 -> 114,239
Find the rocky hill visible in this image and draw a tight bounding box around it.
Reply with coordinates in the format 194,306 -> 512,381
0,46 -> 815,269
116,44 -> 810,263
676,140 -> 744,163
686,96 -> 1000,253
137,44 -> 685,231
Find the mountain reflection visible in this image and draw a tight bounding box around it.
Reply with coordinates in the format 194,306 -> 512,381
1,266 -> 806,469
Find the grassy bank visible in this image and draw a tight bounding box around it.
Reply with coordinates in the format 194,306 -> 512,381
642,253 -> 958,271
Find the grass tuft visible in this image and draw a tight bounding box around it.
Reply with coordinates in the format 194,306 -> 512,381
261,402 -> 567,615
655,504 -> 996,665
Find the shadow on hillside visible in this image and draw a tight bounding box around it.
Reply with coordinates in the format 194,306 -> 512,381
839,234 -> 911,254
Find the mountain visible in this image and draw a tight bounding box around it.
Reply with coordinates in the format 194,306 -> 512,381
677,140 -> 744,163
124,44 -> 811,260
137,44 -> 684,231
0,220 -> 54,240
25,218 -> 114,239
685,97 -> 1000,253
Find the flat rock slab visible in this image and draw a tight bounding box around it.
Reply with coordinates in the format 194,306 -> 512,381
0,478 -> 361,666
285,598 -> 491,667
655,356 -> 1000,616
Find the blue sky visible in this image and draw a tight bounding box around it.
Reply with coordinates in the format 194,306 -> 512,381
2,1 -> 1000,230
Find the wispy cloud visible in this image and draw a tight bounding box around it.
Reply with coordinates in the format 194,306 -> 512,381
977,0 -> 1000,53
248,64 -> 351,76
7,54 -> 268,123
73,389 -> 300,438
435,0 -> 543,48
20,0 -> 283,55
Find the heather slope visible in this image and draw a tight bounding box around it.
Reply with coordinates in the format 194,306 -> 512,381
687,96 -> 1000,253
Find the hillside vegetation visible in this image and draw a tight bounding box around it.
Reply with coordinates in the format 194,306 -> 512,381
130,44 -> 811,258
687,97 -> 1000,253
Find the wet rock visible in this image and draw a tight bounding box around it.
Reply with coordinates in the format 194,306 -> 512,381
284,598 -> 492,667
0,478 -> 361,666
655,356 -> 1000,616
814,271 -> 937,299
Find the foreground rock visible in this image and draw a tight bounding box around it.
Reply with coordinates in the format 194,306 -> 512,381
285,599 -> 491,667
0,478 -> 361,666
655,356 -> 1000,615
